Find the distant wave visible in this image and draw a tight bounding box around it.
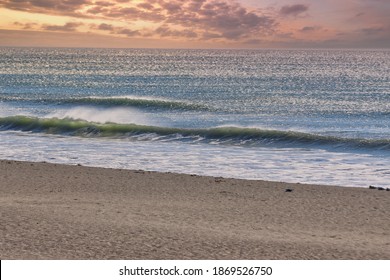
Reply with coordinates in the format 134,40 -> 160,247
0,96 -> 211,111
1,115 -> 390,151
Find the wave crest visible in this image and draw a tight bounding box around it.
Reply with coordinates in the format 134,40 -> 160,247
0,95 -> 211,111
1,115 -> 390,151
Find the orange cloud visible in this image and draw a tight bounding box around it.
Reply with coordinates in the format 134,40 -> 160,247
43,21 -> 83,32
1,0 -> 389,48
1,0 -> 277,41
0,0 -> 92,17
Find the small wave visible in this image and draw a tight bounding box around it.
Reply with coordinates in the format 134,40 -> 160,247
1,115 -> 390,151
0,95 -> 211,111
47,107 -> 149,125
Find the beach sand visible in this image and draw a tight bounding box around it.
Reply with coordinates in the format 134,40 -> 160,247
0,160 -> 389,259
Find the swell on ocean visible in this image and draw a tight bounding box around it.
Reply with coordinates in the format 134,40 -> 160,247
0,95 -> 212,111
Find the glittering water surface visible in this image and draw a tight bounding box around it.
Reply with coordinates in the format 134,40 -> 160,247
1,48 -> 390,187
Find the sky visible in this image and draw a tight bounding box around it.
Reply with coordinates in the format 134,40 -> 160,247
0,0 -> 389,48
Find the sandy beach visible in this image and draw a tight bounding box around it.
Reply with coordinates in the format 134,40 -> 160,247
0,159 -> 389,259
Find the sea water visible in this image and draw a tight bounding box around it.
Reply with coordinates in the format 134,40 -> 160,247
0,47 -> 389,187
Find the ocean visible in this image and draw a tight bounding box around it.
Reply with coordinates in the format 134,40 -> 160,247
0,47 -> 389,188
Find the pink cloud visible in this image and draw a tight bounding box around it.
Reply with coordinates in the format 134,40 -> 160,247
279,4 -> 309,17
1,0 -> 277,41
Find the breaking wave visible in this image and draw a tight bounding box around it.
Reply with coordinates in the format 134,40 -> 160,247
1,115 -> 390,151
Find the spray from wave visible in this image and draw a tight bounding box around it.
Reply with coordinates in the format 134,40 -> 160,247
46,106 -> 150,125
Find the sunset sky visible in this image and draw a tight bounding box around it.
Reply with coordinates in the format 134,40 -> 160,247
0,0 -> 389,48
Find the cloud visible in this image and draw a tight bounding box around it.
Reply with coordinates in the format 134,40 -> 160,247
359,26 -> 385,35
162,0 -> 276,40
202,31 -> 222,39
279,4 -> 309,17
97,23 -> 114,31
43,22 -> 83,32
13,21 -> 39,30
85,0 -> 276,40
243,39 -> 262,45
94,1 -> 114,7
89,23 -> 140,37
0,28 -> 188,48
355,12 -> 365,17
92,4 -> 165,22
137,2 -> 154,10
299,26 -> 322,33
0,0 -> 92,17
1,0 -> 277,41
276,32 -> 294,39
159,1 -> 182,14
115,27 -> 140,37
155,25 -> 197,38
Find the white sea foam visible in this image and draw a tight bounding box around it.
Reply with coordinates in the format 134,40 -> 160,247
46,106 -> 150,125
92,95 -> 170,102
1,131 -> 390,188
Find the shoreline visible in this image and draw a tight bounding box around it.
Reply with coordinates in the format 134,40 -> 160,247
1,159 -> 389,259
